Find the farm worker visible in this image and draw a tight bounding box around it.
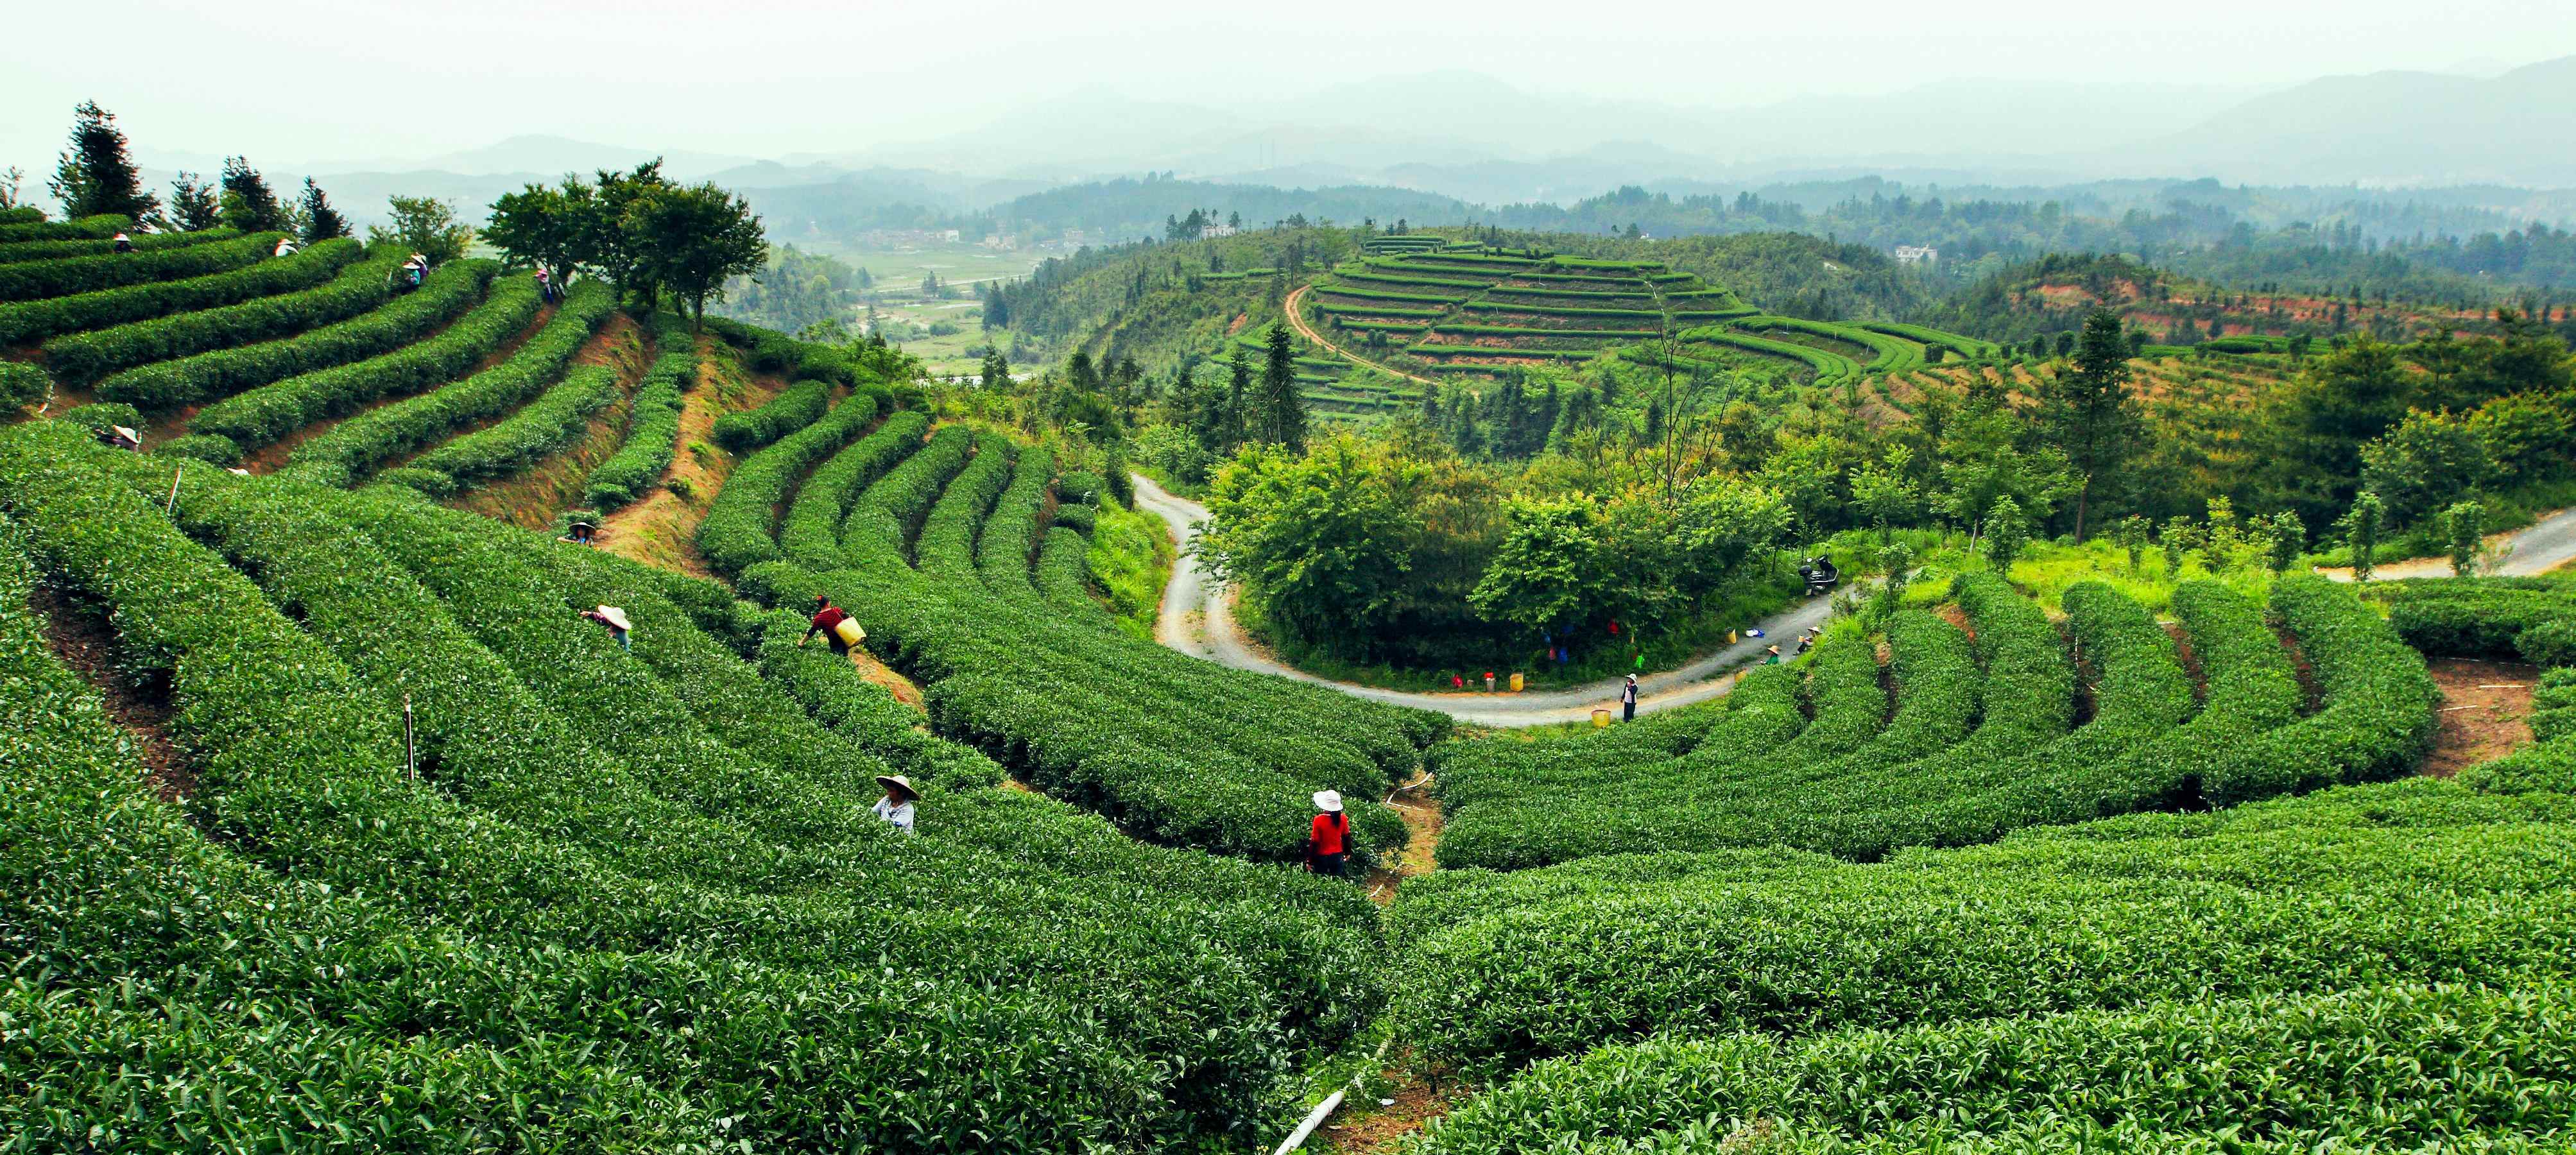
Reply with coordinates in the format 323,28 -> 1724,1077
272,237 -> 298,259
533,264 -> 554,303
872,775 -> 918,835
1765,644 -> 1783,665
581,604 -> 632,651
1794,631 -> 1814,655
1483,671 -> 1495,692
1621,674 -> 1639,723
1307,790 -> 1348,876
112,232 -> 133,253
560,519 -> 597,545
99,425 -> 142,452
802,594 -> 865,656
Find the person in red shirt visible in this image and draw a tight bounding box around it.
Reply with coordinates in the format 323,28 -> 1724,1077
1307,790 -> 1348,877
801,594 -> 856,656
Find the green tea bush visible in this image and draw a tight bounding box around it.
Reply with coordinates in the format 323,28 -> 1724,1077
0,225 -> 241,264
774,407 -> 925,570
0,234 -> 363,346
1390,775 -> 2576,1077
44,244 -> 400,384
711,377 -> 829,451
2200,576 -> 2437,803
96,258 -> 494,407
0,362 -> 47,409
580,312 -> 697,509
282,279 -> 612,484
0,230 -> 283,302
696,392 -> 884,574
191,270 -> 542,449
388,364 -> 624,496
975,443 -> 1056,595
0,212 -> 126,243
1414,984 -> 2576,1153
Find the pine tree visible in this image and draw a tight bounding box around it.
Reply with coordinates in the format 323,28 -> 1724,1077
167,172 -> 221,231
2037,309 -> 2144,540
1260,323 -> 1306,450
49,101 -> 157,220
298,178 -> 350,241
219,157 -> 293,234
1223,349 -> 1253,449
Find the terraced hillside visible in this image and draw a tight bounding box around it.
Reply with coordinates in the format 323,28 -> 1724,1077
10,198 -> 2576,1154
1299,243 -> 2010,398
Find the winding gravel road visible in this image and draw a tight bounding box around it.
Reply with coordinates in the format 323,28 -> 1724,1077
2321,505 -> 2576,581
1132,474 -> 1833,726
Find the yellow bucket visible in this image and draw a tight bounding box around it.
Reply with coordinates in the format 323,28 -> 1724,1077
1509,672 -> 1524,692
833,618 -> 866,646
1592,708 -> 1610,728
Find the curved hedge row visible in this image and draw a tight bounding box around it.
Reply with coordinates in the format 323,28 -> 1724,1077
0,233 -> 363,346
0,230 -> 284,303
696,392 -> 886,576
44,243 -> 397,384
712,378 -> 830,451
2200,576 -> 2438,803
1389,775 -> 2576,1078
1415,983 -> 2576,1153
0,226 -> 241,265
839,425 -> 976,569
385,365 -> 624,497
775,408 -> 924,570
1033,526 -> 1097,615
2385,578 -> 2576,667
0,429 -> 1389,1149
975,445 -> 1055,597
97,257 -> 494,407
190,271 -> 543,450
0,212 -> 126,243
580,312 -> 697,509
913,433 -> 1017,580
1684,325 -> 1861,386
280,278 -> 611,485
1,363 -> 49,410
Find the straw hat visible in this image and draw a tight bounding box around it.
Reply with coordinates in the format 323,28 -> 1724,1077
594,605 -> 632,631
876,774 -> 918,801
110,425 -> 141,442
1312,789 -> 1343,813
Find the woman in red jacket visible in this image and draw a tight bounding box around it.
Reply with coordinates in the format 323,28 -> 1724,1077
1307,790 -> 1348,877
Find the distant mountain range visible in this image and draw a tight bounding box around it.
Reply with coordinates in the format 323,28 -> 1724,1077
112,55 -> 2576,233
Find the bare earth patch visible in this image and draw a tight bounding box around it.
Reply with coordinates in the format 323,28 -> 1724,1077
31,583 -> 193,801
449,313 -> 649,529
2422,657 -> 2541,778
1365,774 -> 1442,906
596,336 -> 785,579
1319,1059 -> 1451,1154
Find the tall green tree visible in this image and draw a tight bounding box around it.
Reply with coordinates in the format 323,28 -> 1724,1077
1198,438 -> 1417,652
219,157 -> 293,234
48,101 -> 157,221
298,178 -> 349,242
1258,323 -> 1307,450
2262,511 -> 2304,576
1468,500 -> 1603,635
2034,309 -> 2143,540
367,196 -> 475,264
2339,491 -> 2386,582
1848,445 -> 1919,543
167,172 -> 221,232
2444,500 -> 2486,578
1980,495 -> 2029,576
628,182 -> 768,332
1224,348 -> 1254,449
583,162 -> 674,306
486,182 -> 586,283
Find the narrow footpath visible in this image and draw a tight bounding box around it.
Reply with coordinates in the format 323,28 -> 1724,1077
2320,506 -> 2576,581
1131,473 -> 1832,726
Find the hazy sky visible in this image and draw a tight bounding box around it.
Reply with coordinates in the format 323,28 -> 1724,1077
6,0 -> 2573,175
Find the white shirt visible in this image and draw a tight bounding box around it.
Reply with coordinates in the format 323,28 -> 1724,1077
872,797 -> 916,835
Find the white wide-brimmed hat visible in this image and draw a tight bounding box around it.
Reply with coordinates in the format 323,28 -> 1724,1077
594,605 -> 632,631
110,425 -> 141,441
876,774 -> 918,800
1312,789 -> 1343,813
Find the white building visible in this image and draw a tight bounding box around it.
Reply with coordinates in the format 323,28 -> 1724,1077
1894,245 -> 1938,266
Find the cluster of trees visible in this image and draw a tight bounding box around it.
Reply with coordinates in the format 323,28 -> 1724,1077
712,244 -> 863,336
486,163 -> 767,329
42,102 -> 353,244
